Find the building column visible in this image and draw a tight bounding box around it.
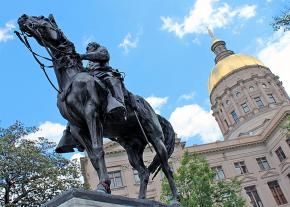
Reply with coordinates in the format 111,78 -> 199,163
218,100 -> 232,129
275,79 -> 290,103
256,80 -> 269,105
228,93 -> 244,121
213,111 -> 226,134
240,83 -> 256,112
266,76 -> 284,103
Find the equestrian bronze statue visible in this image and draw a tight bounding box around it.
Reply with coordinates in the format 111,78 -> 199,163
17,14 -> 180,205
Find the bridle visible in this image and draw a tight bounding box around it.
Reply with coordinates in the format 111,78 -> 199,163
15,18 -> 72,94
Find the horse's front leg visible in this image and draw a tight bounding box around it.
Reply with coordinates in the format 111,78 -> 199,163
84,98 -> 110,194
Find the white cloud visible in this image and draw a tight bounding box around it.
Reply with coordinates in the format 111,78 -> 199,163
257,30 -> 290,94
161,0 -> 257,38
178,92 -> 195,101
145,96 -> 168,114
71,152 -> 84,162
0,21 -> 15,42
23,121 -> 66,143
192,37 -> 201,45
118,29 -> 143,54
169,104 -> 222,143
236,5 -> 256,19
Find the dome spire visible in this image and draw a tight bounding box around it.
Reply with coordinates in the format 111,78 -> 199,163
208,29 -> 234,64
207,27 -> 220,44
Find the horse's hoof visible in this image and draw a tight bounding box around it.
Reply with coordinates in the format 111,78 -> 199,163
96,188 -> 107,194
96,181 -> 111,194
169,200 -> 181,207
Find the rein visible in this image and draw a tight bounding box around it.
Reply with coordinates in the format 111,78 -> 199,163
15,30 -> 62,94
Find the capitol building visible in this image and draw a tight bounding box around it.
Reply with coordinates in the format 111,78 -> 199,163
81,34 -> 290,207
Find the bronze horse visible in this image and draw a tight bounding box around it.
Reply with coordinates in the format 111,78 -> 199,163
17,14 -> 179,204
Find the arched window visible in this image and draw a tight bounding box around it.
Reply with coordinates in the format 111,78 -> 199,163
249,86 -> 254,91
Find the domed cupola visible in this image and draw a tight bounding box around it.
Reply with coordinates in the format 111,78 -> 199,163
207,29 -> 289,140
208,29 -> 266,94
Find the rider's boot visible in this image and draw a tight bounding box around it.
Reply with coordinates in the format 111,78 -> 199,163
105,77 -> 127,121
55,124 -> 77,153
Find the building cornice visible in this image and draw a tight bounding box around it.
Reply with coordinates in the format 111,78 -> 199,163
186,105 -> 290,155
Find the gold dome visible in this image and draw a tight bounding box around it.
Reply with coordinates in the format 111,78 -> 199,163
208,54 -> 265,93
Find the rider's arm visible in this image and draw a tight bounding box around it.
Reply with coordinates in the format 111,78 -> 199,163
80,46 -> 110,62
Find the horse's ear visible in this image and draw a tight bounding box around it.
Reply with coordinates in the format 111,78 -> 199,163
48,14 -> 58,27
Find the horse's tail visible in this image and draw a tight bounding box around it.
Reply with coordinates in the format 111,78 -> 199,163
147,115 -> 175,179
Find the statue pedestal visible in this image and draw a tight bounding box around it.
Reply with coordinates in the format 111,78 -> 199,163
41,188 -> 168,207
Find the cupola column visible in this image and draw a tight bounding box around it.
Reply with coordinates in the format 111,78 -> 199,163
213,111 -> 226,134
266,78 -> 284,103
228,92 -> 244,121
217,99 -> 232,131
240,83 -> 256,111
256,79 -> 270,105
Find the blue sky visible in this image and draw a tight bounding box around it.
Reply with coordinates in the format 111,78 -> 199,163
1,0 -> 290,151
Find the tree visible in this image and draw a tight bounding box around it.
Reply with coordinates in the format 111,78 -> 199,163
161,151 -> 245,207
0,121 -> 82,206
272,8 -> 290,31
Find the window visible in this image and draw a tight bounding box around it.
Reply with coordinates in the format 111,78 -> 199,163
262,83 -> 267,88
286,137 -> 290,147
256,157 -> 271,171
249,86 -> 254,91
245,185 -> 264,207
241,102 -> 250,113
236,91 -> 241,97
133,169 -> 140,184
212,166 -> 225,180
268,180 -> 288,205
268,94 -> 276,104
234,161 -> 248,174
108,171 -> 123,188
226,100 -> 230,105
231,111 -> 239,123
254,97 -> 264,108
275,147 -> 286,162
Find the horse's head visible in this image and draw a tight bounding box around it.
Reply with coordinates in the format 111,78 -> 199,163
18,14 -> 61,47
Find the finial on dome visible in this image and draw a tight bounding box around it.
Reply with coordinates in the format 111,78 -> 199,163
207,27 -> 214,39
207,27 -> 220,44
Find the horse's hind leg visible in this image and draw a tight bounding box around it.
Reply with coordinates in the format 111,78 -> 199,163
142,117 -> 179,204
151,136 -> 179,204
125,145 -> 149,199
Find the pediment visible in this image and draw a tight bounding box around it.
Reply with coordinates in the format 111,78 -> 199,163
239,119 -> 270,137
104,141 -> 124,154
240,174 -> 258,183
280,161 -> 290,173
261,169 -> 280,179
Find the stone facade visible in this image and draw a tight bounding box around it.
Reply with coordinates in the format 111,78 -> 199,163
188,107 -> 290,207
81,35 -> 290,207
202,35 -> 290,207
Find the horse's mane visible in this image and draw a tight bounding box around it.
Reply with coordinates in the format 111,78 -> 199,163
54,30 -> 84,73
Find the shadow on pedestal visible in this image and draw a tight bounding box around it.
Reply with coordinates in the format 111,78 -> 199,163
42,188 -> 169,207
